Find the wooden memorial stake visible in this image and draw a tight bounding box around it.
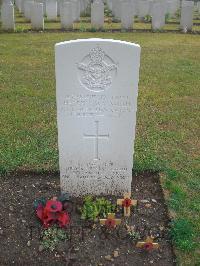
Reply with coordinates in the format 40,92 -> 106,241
117,192 -> 137,217
136,236 -> 159,251
100,213 -> 121,228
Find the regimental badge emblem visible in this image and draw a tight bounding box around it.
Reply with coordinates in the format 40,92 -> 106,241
77,47 -> 118,92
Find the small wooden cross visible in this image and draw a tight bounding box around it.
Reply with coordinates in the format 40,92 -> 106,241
100,213 -> 121,228
136,236 -> 159,251
117,192 -> 137,217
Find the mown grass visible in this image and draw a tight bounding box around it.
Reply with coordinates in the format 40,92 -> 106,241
0,31 -> 200,265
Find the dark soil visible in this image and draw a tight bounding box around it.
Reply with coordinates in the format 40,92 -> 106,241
0,171 -> 176,266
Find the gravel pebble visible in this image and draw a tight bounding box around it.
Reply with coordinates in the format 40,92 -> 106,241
39,245 -> 44,252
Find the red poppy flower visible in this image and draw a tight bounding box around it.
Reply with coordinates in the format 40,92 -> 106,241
58,212 -> 70,227
122,198 -> 132,208
36,204 -> 44,220
143,242 -> 154,251
45,200 -> 62,213
36,199 -> 70,228
105,218 -> 116,228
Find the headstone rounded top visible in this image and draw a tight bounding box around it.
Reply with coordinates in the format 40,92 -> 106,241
55,38 -> 141,50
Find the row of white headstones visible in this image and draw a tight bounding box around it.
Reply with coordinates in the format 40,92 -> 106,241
1,0 -> 200,31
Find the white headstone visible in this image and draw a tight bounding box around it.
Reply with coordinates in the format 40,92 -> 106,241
1,2 -> 15,30
31,2 -> 44,30
60,1 -> 73,29
91,0 -> 104,29
24,0 -> 34,20
55,39 -> 141,196
138,0 -> 150,19
197,1 -> 200,13
71,0 -> 80,21
15,0 -> 22,12
180,1 -> 194,32
46,0 -> 57,20
151,1 -> 165,30
35,0 -> 46,15
21,0 -> 26,13
121,1 -> 134,29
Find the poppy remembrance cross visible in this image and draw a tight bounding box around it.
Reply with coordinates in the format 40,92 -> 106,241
136,236 -> 159,251
117,192 -> 137,217
100,213 -> 121,228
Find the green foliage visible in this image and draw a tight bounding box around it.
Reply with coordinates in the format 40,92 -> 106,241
15,25 -> 26,33
128,230 -> 140,240
144,15 -> 151,22
79,23 -> 87,32
58,193 -> 70,203
41,226 -> 68,251
170,219 -> 196,252
165,13 -> 171,23
33,197 -> 46,210
104,8 -> 112,17
81,195 -> 116,221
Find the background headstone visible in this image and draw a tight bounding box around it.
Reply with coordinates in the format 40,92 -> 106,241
121,1 -> 134,29
46,0 -> 57,20
31,2 -> 44,30
55,39 -> 141,196
1,2 -> 15,30
151,1 -> 165,30
60,1 -> 73,29
180,0 -> 194,32
91,0 -> 104,29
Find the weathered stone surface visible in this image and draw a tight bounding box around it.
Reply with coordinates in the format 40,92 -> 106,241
55,39 -> 141,196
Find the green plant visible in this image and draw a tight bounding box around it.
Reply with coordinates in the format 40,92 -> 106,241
81,195 -> 116,221
79,23 -> 87,32
170,219 -> 196,252
89,27 -> 98,32
144,15 -> 151,22
15,25 -> 26,33
41,226 -> 68,251
165,13 -> 171,23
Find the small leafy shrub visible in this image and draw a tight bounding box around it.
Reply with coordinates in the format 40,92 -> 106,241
41,226 -> 68,251
79,24 -> 87,32
170,219 -> 196,251
165,13 -> 170,23
144,15 -> 151,22
89,27 -> 98,32
81,195 -> 116,221
126,225 -> 140,240
15,26 -> 26,33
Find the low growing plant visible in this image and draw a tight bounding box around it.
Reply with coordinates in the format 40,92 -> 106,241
81,195 -> 116,221
41,226 -> 68,251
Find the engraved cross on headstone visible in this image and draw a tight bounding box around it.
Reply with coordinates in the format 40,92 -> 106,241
84,121 -> 109,160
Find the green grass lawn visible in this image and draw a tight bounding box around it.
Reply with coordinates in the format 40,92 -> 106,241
0,31 -> 199,265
